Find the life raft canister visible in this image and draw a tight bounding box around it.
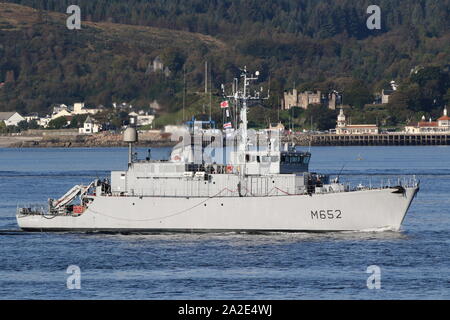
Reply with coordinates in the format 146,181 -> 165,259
73,206 -> 85,214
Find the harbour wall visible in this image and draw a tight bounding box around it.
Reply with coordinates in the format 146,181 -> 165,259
289,133 -> 450,146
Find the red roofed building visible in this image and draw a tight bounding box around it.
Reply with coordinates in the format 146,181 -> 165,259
437,110 -> 450,127
405,107 -> 450,133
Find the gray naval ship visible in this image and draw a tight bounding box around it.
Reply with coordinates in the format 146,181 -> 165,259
17,68 -> 419,232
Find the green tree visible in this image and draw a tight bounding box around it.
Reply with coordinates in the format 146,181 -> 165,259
0,121 -> 6,133
28,119 -> 40,129
47,116 -> 68,129
444,88 -> 450,105
17,120 -> 29,131
161,48 -> 186,73
68,114 -> 88,128
304,105 -> 336,131
343,81 -> 373,109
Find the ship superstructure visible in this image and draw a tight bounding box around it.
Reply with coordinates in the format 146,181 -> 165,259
17,68 -> 419,232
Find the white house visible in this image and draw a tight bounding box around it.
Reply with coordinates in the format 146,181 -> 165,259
24,113 -> 39,122
38,117 -> 52,128
129,111 -> 155,127
335,108 -> 379,135
0,112 -> 26,126
79,116 -> 101,134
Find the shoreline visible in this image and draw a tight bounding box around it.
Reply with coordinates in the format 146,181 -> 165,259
0,132 -> 176,148
0,136 -> 44,148
1,139 -> 177,148
2,133 -> 450,148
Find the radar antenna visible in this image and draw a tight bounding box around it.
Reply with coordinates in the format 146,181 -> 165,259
221,66 -> 270,175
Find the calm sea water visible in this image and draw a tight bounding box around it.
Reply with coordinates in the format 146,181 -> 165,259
0,146 -> 449,300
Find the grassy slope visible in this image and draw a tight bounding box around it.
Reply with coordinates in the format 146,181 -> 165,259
0,3 -> 226,48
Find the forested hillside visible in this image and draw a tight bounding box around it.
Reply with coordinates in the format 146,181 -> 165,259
1,1 -> 449,128
4,0 -> 450,39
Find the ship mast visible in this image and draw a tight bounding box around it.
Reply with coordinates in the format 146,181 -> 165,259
222,66 -> 269,174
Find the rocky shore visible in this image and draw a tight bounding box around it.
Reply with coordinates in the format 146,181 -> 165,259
0,135 -> 43,148
1,131 -> 313,148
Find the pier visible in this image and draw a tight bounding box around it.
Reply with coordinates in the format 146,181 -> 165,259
290,133 -> 450,146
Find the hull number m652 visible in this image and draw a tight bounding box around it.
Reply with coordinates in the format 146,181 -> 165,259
311,210 -> 342,220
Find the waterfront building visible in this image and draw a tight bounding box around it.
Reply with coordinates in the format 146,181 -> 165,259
404,107 -> 450,133
79,116 -> 101,134
335,108 -> 379,134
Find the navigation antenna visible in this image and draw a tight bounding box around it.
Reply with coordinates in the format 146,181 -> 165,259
221,66 -> 270,175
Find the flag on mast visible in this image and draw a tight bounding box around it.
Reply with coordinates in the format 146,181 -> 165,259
220,101 -> 229,109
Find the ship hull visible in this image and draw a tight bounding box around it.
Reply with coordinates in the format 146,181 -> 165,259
17,187 -> 418,232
